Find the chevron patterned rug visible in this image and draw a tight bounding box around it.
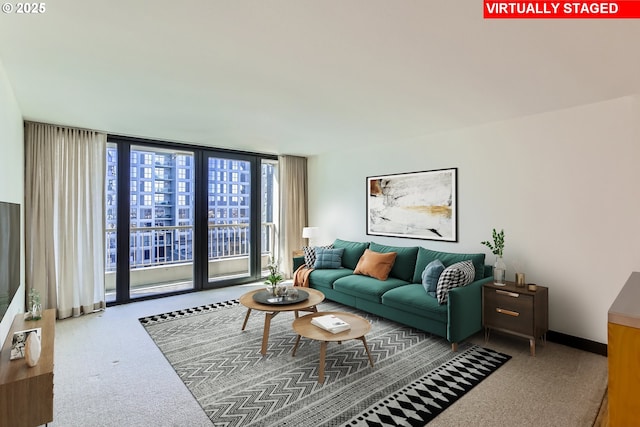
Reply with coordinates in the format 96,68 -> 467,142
140,299 -> 510,426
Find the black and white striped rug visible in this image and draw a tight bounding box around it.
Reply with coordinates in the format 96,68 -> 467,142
140,300 -> 510,426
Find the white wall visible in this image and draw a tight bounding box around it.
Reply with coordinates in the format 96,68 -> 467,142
0,59 -> 24,345
308,95 -> 640,344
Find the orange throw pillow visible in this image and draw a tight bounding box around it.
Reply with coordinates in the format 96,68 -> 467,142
354,249 -> 397,281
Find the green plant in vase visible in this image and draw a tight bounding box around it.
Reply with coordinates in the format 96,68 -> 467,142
28,288 -> 42,320
264,257 -> 284,296
481,228 -> 506,285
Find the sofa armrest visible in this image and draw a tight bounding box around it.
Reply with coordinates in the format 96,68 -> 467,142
447,275 -> 493,344
292,256 -> 305,273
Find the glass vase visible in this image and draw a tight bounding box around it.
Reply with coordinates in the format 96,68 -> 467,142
265,284 -> 277,296
493,256 -> 507,286
31,303 -> 42,321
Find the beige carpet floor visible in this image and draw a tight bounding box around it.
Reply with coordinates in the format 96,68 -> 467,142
431,332 -> 607,426
51,283 -> 607,426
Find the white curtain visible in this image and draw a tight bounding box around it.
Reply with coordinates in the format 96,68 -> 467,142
278,155 -> 308,277
25,122 -> 106,319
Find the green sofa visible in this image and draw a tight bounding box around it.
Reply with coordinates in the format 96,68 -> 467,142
293,239 -> 494,351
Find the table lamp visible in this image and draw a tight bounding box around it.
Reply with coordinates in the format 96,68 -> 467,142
302,227 -> 319,247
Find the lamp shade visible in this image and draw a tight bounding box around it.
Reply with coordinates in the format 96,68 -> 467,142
302,227 -> 319,239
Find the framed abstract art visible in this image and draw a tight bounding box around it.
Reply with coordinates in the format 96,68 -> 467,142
366,168 -> 457,242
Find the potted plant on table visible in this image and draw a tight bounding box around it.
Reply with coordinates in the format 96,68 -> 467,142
264,257 -> 285,297
481,228 -> 506,286
26,288 -> 42,320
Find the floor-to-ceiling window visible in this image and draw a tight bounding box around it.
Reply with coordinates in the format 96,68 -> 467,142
105,143 -> 118,302
261,159 -> 278,275
105,137 -> 277,304
206,156 -> 251,283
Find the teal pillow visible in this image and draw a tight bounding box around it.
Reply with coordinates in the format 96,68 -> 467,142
331,239 -> 369,270
303,245 -> 333,268
314,247 -> 345,269
369,242 -> 418,282
413,247 -> 485,283
422,259 -> 445,297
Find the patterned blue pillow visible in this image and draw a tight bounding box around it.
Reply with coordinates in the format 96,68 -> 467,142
436,260 -> 475,304
422,259 -> 445,297
303,245 -> 333,268
314,247 -> 345,269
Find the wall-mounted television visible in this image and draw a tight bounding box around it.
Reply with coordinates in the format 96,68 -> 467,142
0,201 -> 20,323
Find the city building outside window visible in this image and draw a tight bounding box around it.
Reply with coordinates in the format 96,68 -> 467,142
104,147 -> 277,280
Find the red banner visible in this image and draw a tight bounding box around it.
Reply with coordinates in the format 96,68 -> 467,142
484,1 -> 640,18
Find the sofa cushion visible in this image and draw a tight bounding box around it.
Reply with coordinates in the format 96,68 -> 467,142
422,259 -> 445,296
303,245 -> 332,268
332,239 -> 369,270
314,247 -> 344,269
412,247 -> 485,283
308,268 -> 353,289
353,249 -> 397,281
382,284 -> 448,323
369,242 -> 418,282
333,274 -> 409,303
436,260 -> 475,304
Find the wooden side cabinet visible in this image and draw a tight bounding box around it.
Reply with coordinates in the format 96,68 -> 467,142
482,282 -> 548,356
608,272 -> 640,426
0,309 -> 55,427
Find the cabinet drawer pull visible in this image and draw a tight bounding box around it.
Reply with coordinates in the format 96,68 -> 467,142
496,289 -> 520,298
496,308 -> 520,317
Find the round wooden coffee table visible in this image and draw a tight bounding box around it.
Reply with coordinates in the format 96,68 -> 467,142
239,287 -> 325,356
291,311 -> 374,383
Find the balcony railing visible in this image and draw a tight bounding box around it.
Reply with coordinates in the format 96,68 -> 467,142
105,222 -> 275,272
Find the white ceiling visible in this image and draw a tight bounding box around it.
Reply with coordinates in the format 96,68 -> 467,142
1,1 -> 639,156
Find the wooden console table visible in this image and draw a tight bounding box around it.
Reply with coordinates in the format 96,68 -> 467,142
0,309 -> 55,427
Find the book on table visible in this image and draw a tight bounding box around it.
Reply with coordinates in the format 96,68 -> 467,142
311,314 -> 351,334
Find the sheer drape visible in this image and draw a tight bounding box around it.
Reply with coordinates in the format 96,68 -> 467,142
278,155 -> 308,278
25,122 -> 106,319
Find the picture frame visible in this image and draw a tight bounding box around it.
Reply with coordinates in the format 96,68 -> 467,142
366,168 -> 458,242
10,327 -> 41,360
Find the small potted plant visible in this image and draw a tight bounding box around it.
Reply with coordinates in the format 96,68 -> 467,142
481,229 -> 506,285
27,288 -> 42,320
264,257 -> 284,296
